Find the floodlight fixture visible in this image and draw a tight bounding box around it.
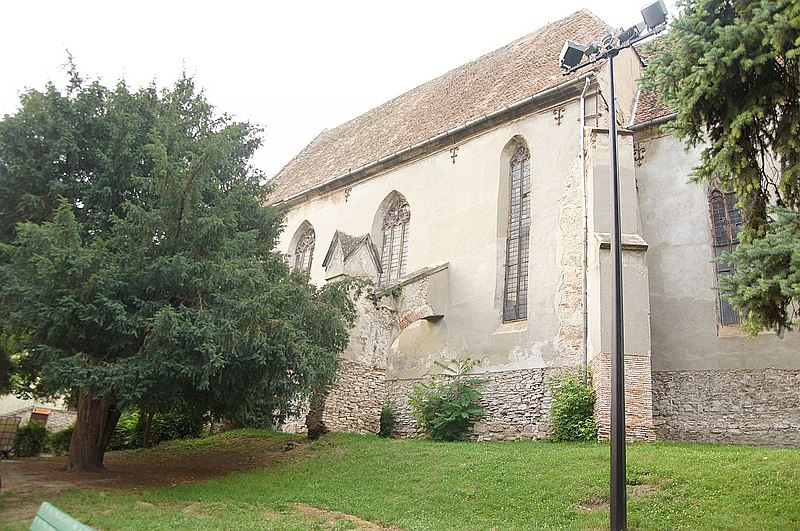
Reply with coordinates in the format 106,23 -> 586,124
618,22 -> 646,45
585,41 -> 602,58
560,40 -> 586,69
641,0 -> 668,30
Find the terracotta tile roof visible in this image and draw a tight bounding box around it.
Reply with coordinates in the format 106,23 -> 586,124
632,88 -> 673,126
631,37 -> 674,126
269,9 -> 611,204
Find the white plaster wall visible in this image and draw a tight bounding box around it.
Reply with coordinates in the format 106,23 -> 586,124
279,101 -> 587,377
583,127 -> 653,367
636,131 -> 800,370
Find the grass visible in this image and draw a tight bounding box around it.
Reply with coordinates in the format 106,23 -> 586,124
2,431 -> 799,530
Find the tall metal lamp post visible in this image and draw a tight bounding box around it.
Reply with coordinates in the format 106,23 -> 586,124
558,2 -> 668,530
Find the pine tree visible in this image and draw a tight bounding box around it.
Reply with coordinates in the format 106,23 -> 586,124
642,0 -> 800,334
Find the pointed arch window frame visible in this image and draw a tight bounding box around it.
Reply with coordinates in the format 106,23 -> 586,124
503,143 -> 531,322
293,225 -> 316,271
380,195 -> 411,285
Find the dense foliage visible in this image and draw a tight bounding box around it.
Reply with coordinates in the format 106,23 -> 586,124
642,0 -> 800,334
548,373 -> 598,442
717,207 -> 800,335
107,409 -> 204,450
13,420 -> 48,457
0,67 -> 357,469
50,426 -> 74,456
409,359 -> 484,441
378,401 -> 397,438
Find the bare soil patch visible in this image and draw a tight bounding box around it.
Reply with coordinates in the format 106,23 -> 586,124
573,483 -> 660,513
0,435 -> 305,524
294,503 -> 402,530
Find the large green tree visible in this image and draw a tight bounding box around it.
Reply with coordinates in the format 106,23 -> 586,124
0,70 -> 356,471
642,0 -> 800,335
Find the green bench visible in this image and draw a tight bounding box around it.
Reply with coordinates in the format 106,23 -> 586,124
30,502 -> 93,531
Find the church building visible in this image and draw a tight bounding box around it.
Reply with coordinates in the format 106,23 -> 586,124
269,10 -> 800,445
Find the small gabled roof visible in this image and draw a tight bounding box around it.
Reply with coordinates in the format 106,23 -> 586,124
269,9 -> 612,204
322,230 -> 382,274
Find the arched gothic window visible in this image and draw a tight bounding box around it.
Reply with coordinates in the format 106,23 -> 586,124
293,226 -> 315,271
503,144 -> 531,322
380,196 -> 411,285
709,189 -> 742,325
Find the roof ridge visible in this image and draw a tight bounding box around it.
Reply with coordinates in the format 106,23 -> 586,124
304,9 -> 604,141
269,9 -> 612,203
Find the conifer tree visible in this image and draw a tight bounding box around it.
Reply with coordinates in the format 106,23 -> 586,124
0,69 -> 355,470
642,0 -> 800,334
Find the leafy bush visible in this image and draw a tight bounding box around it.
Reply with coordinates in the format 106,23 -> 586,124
409,359 -> 484,441
378,401 -> 397,438
549,373 -> 598,442
108,409 -> 205,451
107,411 -> 140,451
14,420 -> 48,457
50,425 -> 74,455
142,410 -> 204,445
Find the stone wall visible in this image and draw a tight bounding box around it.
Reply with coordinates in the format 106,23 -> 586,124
555,158 -> 587,368
590,353 -> 655,441
319,359 -> 386,435
7,407 -> 77,432
386,367 -> 560,441
653,369 -> 800,446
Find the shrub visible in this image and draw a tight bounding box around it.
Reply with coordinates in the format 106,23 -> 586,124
14,420 -> 48,457
549,373 -> 598,442
140,410 -> 204,446
378,401 -> 396,438
409,359 -> 484,442
108,409 -> 205,451
50,425 -> 74,455
107,411 -> 140,451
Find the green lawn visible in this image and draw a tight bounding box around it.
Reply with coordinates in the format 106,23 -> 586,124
2,431 -> 799,530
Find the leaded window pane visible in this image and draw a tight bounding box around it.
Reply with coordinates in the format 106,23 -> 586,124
709,190 -> 742,325
294,227 -> 315,271
380,196 -> 410,285
504,145 -> 531,322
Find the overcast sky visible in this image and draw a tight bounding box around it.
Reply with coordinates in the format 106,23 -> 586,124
2,1 -> 676,178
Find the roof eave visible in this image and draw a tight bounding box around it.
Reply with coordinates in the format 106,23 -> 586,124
273,71 -> 597,208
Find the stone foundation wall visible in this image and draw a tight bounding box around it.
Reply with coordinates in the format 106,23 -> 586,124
653,369 -> 800,446
590,353 -> 655,441
8,407 -> 77,432
386,368 -> 562,441
320,359 -> 386,435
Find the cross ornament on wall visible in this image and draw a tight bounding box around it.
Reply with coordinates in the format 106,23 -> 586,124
553,107 -> 565,126
633,143 -> 646,166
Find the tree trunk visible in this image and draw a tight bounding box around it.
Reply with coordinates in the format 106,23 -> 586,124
305,392 -> 329,440
66,390 -> 121,471
142,410 -> 154,448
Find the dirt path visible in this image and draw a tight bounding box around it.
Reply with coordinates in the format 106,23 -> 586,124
0,435 -> 306,524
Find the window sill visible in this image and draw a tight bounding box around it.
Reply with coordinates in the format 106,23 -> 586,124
494,320 -> 528,335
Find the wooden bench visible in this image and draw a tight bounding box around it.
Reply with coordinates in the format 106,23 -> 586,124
29,502 -> 93,531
